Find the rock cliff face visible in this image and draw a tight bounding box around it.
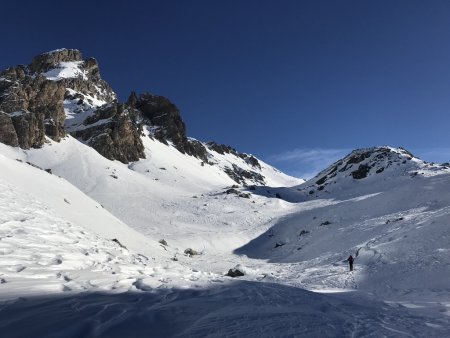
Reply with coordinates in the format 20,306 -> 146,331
0,48 -> 135,160
0,49 -> 276,185
72,103 -> 144,163
128,92 -> 209,163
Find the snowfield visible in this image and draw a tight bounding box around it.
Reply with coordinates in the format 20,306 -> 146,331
0,141 -> 449,337
43,61 -> 88,81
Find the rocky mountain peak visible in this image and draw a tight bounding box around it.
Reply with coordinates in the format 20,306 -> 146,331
0,48 -> 117,151
29,49 -> 83,73
0,49 -> 291,185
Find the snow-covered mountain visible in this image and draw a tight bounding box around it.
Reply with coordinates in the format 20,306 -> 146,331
237,147 -> 450,304
0,50 -> 449,337
0,48 -> 302,188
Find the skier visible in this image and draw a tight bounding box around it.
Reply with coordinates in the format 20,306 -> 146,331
347,255 -> 354,271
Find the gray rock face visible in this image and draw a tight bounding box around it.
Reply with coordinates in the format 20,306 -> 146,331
207,141 -> 264,184
10,111 -> 46,148
0,49 -> 119,154
207,142 -> 261,169
29,49 -> 83,73
0,113 -> 19,147
129,92 -> 209,162
224,164 -> 265,185
73,103 -> 145,163
0,69 -> 66,145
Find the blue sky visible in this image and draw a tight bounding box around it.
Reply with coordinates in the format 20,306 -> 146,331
2,0 -> 450,178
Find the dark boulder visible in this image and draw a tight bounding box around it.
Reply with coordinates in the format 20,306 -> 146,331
226,268 -> 244,278
159,239 -> 168,246
184,248 -> 198,256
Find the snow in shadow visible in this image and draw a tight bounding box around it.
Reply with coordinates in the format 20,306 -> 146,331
0,281 -> 447,337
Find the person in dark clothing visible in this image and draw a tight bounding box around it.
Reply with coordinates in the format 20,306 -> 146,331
347,255 -> 354,271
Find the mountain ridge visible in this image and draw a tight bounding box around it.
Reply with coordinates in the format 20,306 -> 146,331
0,48 -> 300,187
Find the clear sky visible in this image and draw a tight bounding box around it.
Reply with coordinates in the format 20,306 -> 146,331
2,0 -> 450,178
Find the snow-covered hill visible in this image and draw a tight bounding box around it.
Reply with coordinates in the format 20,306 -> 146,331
237,147 -> 450,313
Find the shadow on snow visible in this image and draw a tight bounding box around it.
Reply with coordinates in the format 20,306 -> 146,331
0,281 -> 447,338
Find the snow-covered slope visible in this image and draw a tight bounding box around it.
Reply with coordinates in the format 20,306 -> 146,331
237,147 -> 450,309
0,151 -> 222,300
1,143 -> 449,336
0,133 -> 301,253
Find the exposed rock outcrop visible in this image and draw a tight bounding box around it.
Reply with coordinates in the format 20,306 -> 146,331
0,113 -> 19,147
224,164 -> 265,185
73,103 -> 145,163
207,141 -> 261,169
29,49 -> 83,73
0,70 -> 65,145
128,92 -> 209,162
10,111 -> 46,148
0,49 -> 134,160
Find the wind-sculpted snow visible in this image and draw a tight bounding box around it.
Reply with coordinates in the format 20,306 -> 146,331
1,282 -> 448,338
